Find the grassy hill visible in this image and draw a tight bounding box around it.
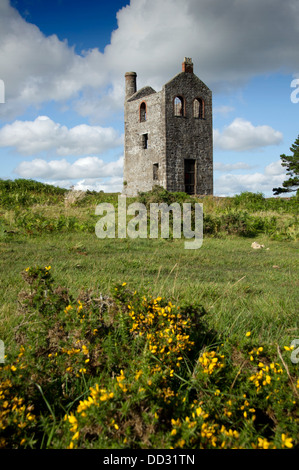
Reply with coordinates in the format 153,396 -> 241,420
0,179 -> 298,449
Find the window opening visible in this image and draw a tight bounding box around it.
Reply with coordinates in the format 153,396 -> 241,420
142,133 -> 148,149
174,96 -> 184,116
153,163 -> 159,180
193,98 -> 204,119
140,102 -> 147,122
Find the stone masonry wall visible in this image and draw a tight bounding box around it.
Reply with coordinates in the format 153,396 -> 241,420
123,88 -> 166,196
164,72 -> 213,195
123,60 -> 213,197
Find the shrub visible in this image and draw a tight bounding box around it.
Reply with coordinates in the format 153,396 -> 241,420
138,185 -> 192,207
0,267 -> 297,449
0,179 -> 66,209
233,192 -> 266,211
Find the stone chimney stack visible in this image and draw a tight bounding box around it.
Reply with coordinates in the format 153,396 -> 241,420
125,71 -> 137,100
182,57 -> 193,73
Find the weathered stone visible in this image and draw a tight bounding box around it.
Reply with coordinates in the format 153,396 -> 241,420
123,58 -> 213,197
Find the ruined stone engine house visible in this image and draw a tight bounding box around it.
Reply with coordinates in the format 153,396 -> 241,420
123,58 -> 213,197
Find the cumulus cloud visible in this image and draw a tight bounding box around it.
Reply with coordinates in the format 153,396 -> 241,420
213,118 -> 283,151
0,116 -> 123,155
44,177 -> 123,193
73,177 -> 123,193
214,106 -> 235,116
106,0 -> 299,85
214,173 -> 285,197
0,1 -> 106,118
14,155 -> 124,180
1,0 -> 299,120
214,160 -> 287,196
15,151 -> 287,196
214,162 -> 255,171
264,160 -> 286,176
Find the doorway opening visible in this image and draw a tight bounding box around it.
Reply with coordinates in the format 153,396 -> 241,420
184,159 -> 195,195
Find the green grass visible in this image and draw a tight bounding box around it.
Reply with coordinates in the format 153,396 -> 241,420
1,233 -> 298,346
0,180 -> 298,449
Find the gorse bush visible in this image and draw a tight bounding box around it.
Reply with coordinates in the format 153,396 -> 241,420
0,179 -> 119,209
0,267 -> 298,449
137,187 -> 298,240
203,211 -> 297,239
4,207 -> 295,240
0,179 -> 66,195
0,179 -> 67,209
218,210 -> 277,238
232,191 -> 298,214
138,185 -> 192,207
0,180 -> 298,240
14,211 -> 96,235
233,192 -> 266,211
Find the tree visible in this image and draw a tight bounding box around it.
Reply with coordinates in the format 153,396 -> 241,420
273,134 -> 299,196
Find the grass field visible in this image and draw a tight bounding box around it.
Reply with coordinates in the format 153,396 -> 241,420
0,180 -> 298,449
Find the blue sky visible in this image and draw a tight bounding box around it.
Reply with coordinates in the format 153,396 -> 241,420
0,0 -> 298,196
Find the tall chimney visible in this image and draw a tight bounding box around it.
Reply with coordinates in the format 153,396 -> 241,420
182,57 -> 193,73
125,72 -> 137,100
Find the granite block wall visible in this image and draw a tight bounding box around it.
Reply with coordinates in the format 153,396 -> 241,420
123,59 -> 213,197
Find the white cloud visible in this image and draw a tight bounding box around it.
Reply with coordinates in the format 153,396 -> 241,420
213,106 -> 235,116
0,1 -> 106,119
1,0 -> 299,120
214,118 -> 283,151
0,116 -> 123,155
44,177 -> 123,193
214,162 -> 287,196
264,160 -> 285,176
106,0 -> 299,86
39,158 -> 285,195
73,177 -> 123,193
214,162 -> 254,171
14,155 -> 124,180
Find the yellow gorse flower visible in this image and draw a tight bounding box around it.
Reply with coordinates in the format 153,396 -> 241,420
249,359 -> 283,392
198,350 -> 225,375
135,370 -> 143,381
64,304 -> 73,314
257,437 -> 270,449
128,294 -> 195,374
283,345 -> 294,351
116,370 -> 128,392
281,433 -> 293,448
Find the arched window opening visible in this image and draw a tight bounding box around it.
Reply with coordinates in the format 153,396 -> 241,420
193,98 -> 204,119
140,102 -> 147,122
174,96 -> 184,117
